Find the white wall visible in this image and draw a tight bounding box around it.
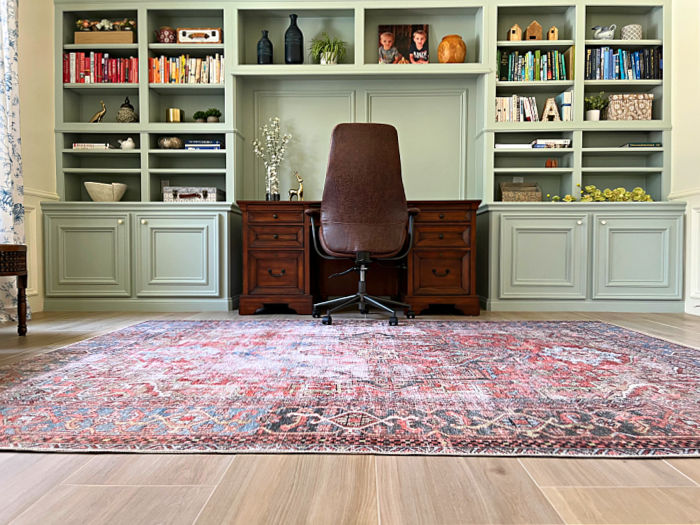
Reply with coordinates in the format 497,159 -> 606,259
18,0 -> 58,313
670,0 -> 700,314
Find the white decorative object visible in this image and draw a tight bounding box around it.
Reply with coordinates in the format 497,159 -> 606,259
621,24 -> 643,40
320,51 -> 337,65
118,137 -> 136,150
592,24 -> 616,39
586,109 -> 601,121
162,186 -> 225,202
84,182 -> 128,202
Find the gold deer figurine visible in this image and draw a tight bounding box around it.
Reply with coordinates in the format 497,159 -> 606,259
89,100 -> 107,123
288,171 -> 304,201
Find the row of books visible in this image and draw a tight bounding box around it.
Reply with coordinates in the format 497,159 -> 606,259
63,53 -> 138,84
71,143 -> 111,150
148,55 -> 224,84
495,92 -> 573,122
495,139 -> 572,149
498,48 -> 572,82
185,140 -> 222,150
585,47 -> 662,80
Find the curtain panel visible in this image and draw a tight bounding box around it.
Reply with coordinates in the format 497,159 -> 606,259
0,0 -> 26,321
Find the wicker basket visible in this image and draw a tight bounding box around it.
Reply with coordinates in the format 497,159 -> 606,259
499,182 -> 542,202
607,93 -> 654,120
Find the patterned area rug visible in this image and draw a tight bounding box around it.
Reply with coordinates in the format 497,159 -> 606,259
0,320 -> 698,456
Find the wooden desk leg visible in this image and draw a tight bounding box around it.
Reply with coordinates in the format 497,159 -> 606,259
17,274 -> 27,336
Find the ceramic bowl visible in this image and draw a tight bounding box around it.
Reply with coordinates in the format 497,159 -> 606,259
84,182 -> 128,202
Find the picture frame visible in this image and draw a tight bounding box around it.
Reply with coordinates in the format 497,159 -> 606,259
377,24 -> 429,64
176,27 -> 222,44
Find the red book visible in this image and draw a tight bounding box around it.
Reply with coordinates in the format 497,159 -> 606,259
63,53 -> 69,83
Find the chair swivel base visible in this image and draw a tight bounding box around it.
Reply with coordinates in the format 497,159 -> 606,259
312,292 -> 415,326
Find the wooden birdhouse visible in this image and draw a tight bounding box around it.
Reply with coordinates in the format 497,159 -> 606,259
548,26 -> 559,40
525,20 -> 543,40
507,24 -> 522,41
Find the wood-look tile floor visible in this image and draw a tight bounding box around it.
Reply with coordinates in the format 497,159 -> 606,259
1,311 -> 699,524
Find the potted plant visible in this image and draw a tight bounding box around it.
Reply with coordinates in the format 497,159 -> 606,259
585,92 -> 608,121
193,111 -> 207,123
205,108 -> 222,123
309,32 -> 347,65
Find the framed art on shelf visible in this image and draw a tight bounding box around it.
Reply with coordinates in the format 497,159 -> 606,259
377,24 -> 429,64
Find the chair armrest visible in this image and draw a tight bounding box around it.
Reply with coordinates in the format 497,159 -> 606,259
408,207 -> 420,216
304,208 -> 320,217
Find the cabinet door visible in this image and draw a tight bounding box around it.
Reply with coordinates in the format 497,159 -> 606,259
593,214 -> 683,299
499,214 -> 588,299
135,214 -> 219,297
45,214 -> 130,297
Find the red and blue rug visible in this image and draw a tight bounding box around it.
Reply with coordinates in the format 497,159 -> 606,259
0,320 -> 698,456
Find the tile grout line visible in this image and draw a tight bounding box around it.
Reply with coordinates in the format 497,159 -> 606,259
191,455 -> 239,525
517,458 -> 569,525
662,460 -> 700,487
374,456 -> 381,525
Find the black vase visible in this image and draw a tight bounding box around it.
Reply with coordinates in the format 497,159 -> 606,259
257,30 -> 273,64
284,14 -> 303,64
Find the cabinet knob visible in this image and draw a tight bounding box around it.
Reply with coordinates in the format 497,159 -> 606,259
141,219 -> 148,225
438,233 -> 444,239
117,219 -> 124,225
577,220 -> 583,225
268,268 -> 286,278
601,220 -> 607,225
272,214 -> 279,219
273,234 -> 279,240
439,213 -> 445,219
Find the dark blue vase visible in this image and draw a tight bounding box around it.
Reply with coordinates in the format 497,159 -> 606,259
284,14 -> 303,64
257,30 -> 273,64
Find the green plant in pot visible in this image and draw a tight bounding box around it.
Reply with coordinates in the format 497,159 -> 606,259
205,108 -> 222,123
310,32 -> 347,65
193,111 -> 207,123
584,92 -> 609,121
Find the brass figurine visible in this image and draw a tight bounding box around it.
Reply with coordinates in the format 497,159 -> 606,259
288,171 -> 304,201
89,100 -> 107,123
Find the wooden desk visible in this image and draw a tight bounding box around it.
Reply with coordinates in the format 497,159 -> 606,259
238,200 -> 480,316
0,244 -> 28,335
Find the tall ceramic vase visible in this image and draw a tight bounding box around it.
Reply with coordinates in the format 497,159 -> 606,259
285,14 -> 303,64
257,30 -> 273,64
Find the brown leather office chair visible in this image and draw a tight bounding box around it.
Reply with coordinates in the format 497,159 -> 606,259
305,123 -> 418,326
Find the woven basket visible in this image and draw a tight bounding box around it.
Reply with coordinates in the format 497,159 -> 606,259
499,182 -> 542,202
607,93 -> 654,120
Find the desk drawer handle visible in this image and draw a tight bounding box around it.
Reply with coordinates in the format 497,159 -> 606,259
439,213 -> 445,219
268,268 -> 286,278
273,234 -> 279,240
432,268 -> 450,278
438,233 -> 444,240
272,214 -> 279,219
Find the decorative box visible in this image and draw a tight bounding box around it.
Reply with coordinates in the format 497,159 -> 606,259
163,186 -> 225,203
74,31 -> 135,44
177,27 -> 222,44
607,93 -> 654,120
499,182 -> 542,202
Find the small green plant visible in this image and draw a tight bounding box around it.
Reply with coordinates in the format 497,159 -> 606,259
584,92 -> 609,111
309,32 -> 347,63
193,111 -> 207,121
205,108 -> 222,118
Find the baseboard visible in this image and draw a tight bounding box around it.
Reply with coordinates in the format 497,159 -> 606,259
44,297 -> 236,312
483,298 -> 686,313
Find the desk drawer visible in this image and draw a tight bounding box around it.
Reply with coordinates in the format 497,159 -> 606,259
247,209 -> 304,224
248,226 -> 304,248
412,250 -> 471,296
248,251 -> 304,295
415,225 -> 470,248
415,210 -> 471,223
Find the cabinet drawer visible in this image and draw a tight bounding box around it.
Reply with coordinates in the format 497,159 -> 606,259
248,225 -> 304,248
415,210 -> 471,223
248,251 -> 304,295
412,250 -> 471,296
247,209 -> 304,224
415,225 -> 470,248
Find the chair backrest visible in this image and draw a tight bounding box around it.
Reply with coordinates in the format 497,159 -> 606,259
320,123 -> 409,257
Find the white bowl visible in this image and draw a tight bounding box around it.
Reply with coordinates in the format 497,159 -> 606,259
84,182 -> 128,202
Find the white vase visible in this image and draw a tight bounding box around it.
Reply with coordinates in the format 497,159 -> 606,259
586,109 -> 601,121
320,51 -> 337,65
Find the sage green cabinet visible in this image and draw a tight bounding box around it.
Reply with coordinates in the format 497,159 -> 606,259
593,213 -> 683,300
134,214 -> 219,297
499,214 -> 588,299
45,213 -> 131,297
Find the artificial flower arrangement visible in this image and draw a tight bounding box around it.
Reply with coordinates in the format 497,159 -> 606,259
76,18 -> 136,31
547,184 -> 653,202
252,117 -> 292,201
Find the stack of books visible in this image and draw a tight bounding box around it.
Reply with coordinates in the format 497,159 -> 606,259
63,53 -> 138,83
71,143 -> 111,150
149,55 -> 224,84
585,47 -> 662,80
498,48 -> 572,81
531,138 -> 571,148
555,91 -> 573,121
495,95 -> 539,122
184,140 -> 222,151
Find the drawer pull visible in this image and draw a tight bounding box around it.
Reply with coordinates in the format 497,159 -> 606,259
141,219 -> 148,225
272,214 -> 279,219
438,233 -> 444,240
439,213 -> 445,219
432,268 -> 451,278
268,268 -> 286,278
577,220 -> 583,225
117,219 -> 124,225
601,220 -> 607,225
273,234 -> 279,240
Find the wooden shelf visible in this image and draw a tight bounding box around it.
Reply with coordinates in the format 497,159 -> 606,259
584,39 -> 663,47
63,168 -> 141,174
149,150 -> 226,155
148,43 -> 224,51
584,80 -> 662,87
494,168 -> 573,174
581,167 -> 663,173
497,40 -> 575,48
148,168 -> 226,174
64,43 -> 139,51
582,147 -> 663,154
62,149 -> 140,154
494,148 -> 573,154
231,63 -> 492,78
496,80 -> 574,91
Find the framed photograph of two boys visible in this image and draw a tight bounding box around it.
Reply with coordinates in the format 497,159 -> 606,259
378,25 -> 429,64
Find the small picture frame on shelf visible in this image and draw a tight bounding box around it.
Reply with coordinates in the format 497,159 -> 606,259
378,24 -> 429,64
177,27 -> 222,44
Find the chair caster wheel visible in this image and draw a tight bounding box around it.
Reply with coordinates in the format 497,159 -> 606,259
312,309 -> 321,318
360,306 -> 369,314
322,316 -> 333,325
406,310 -> 416,319
389,316 -> 399,326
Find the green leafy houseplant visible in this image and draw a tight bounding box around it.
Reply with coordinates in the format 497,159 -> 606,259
193,111 -> 207,122
309,32 -> 347,64
584,92 -> 609,111
205,108 -> 222,118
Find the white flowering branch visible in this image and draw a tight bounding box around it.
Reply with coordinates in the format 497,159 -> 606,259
252,117 -> 292,196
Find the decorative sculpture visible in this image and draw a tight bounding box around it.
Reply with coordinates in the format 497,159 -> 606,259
548,26 -> 559,40
541,98 -> 561,121
525,20 -> 543,40
89,100 -> 107,123
288,171 -> 304,201
507,24 -> 522,41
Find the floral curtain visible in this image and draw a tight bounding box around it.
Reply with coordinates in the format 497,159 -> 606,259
0,0 -> 26,322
